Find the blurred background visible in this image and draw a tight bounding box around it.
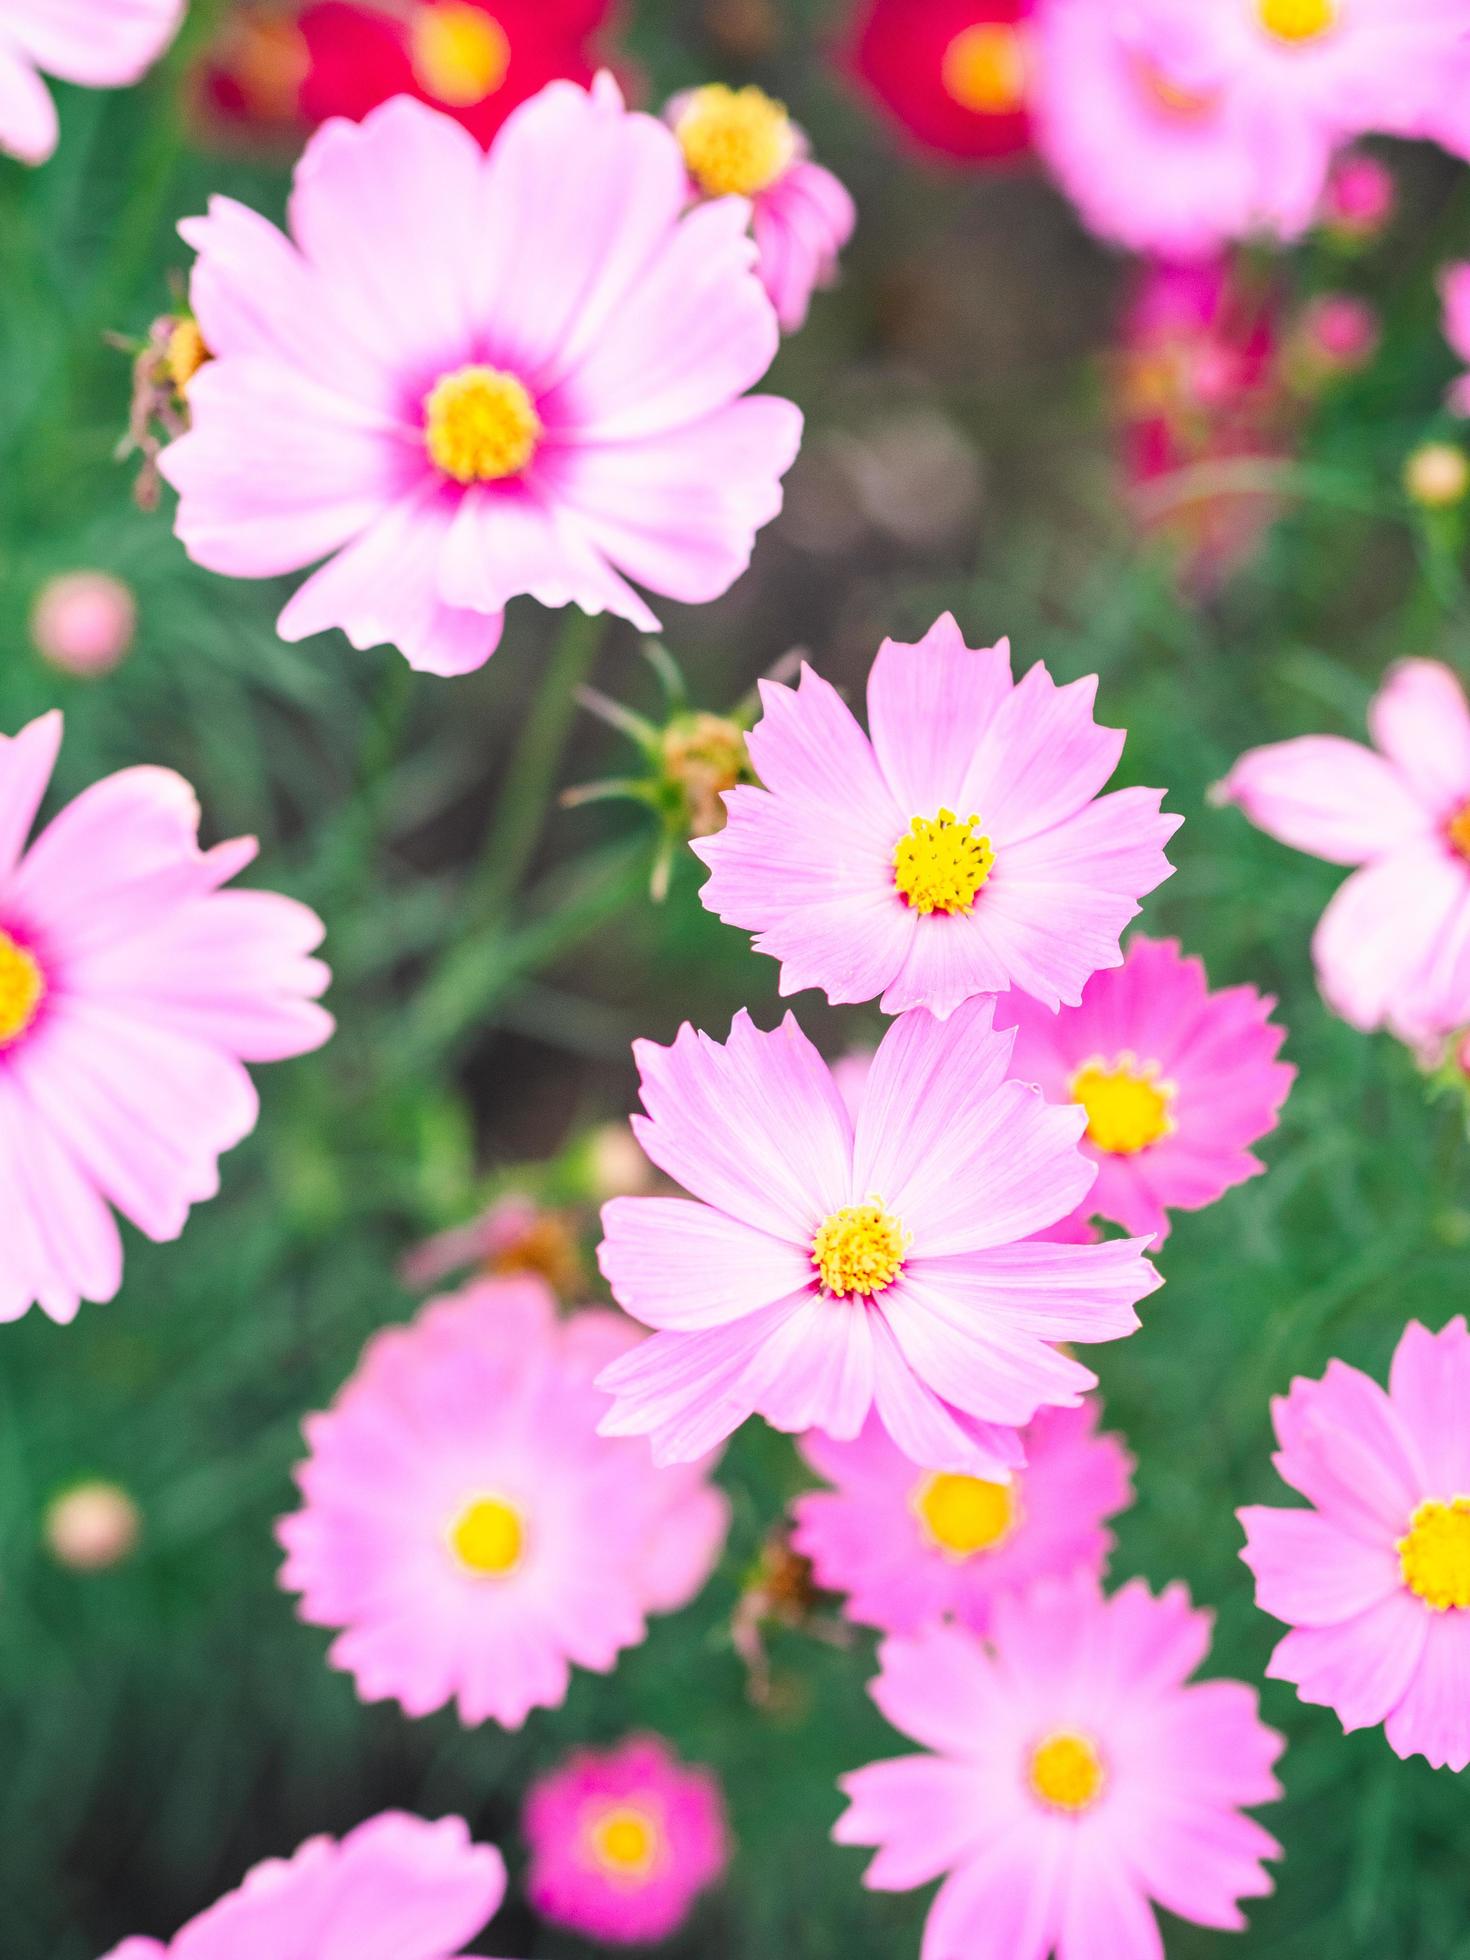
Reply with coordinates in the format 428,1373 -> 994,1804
4,1 -> 1470,1954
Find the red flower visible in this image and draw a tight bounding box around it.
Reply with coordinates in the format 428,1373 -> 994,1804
849,0 -> 1034,163
298,0 -> 614,145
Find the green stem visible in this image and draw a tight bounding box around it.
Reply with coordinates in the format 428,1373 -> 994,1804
396,838 -> 647,1078
469,607 -> 604,917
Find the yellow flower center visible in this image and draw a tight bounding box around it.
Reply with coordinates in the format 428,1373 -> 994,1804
409,3 -> 511,106
423,365 -> 541,483
1258,0 -> 1339,42
893,809 -> 995,916
1028,1731 -> 1107,1813
941,23 -> 1028,115
0,931 -> 44,1049
1398,1497 -> 1470,1611
1070,1054 -> 1176,1156
588,1804 -> 662,1881
447,1495 -> 524,1576
1447,803 -> 1470,863
166,317 -> 210,395
675,83 -> 796,198
811,1200 -> 908,1298
914,1472 -> 1019,1559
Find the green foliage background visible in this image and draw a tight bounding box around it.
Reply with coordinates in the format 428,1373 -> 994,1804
4,2 -> 1470,1954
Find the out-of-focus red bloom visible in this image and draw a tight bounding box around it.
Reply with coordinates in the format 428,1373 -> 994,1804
202,0 -> 616,146
299,0 -> 614,142
849,0 -> 1034,163
1116,258 -> 1288,592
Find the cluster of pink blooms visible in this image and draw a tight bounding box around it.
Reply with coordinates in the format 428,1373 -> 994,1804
1029,0 -> 1470,263
13,12 -> 1470,1960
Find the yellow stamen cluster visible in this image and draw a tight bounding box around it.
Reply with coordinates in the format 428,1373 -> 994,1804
811,1200 -> 908,1298
1448,803 -> 1470,863
941,23 -> 1028,116
448,1494 -> 525,1576
1398,1497 -> 1470,1611
166,317 -> 210,396
410,3 -> 511,106
588,1805 -> 661,1880
1258,0 -> 1339,43
424,365 -> 542,483
914,1473 -> 1018,1559
675,83 -> 796,198
1070,1053 -> 1175,1157
1028,1731 -> 1107,1813
0,931 -> 44,1049
893,809 -> 995,916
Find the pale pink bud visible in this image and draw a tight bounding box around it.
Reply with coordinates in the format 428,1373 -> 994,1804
1320,153 -> 1395,242
44,1481 -> 142,1571
30,571 -> 136,677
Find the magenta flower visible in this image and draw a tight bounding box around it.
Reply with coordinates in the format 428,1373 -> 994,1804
100,1811 -> 506,1960
996,935 -> 1294,1246
595,997 -> 1161,1477
1219,658 -> 1470,1043
159,75 -> 801,677
693,614 -> 1179,1019
667,84 -> 856,332
836,1579 -> 1284,1958
0,0 -> 183,164
1241,1317 -> 1470,1771
792,1401 -> 1134,1638
278,1275 -> 729,1729
0,712 -> 331,1325
523,1735 -> 730,1946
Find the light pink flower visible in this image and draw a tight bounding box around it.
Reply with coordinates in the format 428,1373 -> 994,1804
693,614 -> 1179,1018
1240,1316 -> 1470,1772
995,936 -> 1293,1246
1218,658 -> 1470,1042
159,76 -> 802,678
523,1734 -> 730,1945
278,1274 -> 729,1729
595,997 -> 1161,1477
667,84 -> 856,332
792,1401 -> 1133,1637
99,1811 -> 507,1960
1032,0 -> 1332,259
0,0 -> 183,164
1440,262 -> 1470,414
0,712 -> 332,1325
836,1578 -> 1284,1959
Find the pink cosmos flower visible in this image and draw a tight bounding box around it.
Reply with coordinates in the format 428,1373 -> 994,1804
278,1274 -> 729,1729
1031,0 -> 1329,260
1218,658 -> 1470,1043
159,76 -> 802,677
1439,262 -> 1470,414
100,1811 -> 507,1960
1240,1316 -> 1470,1771
523,1734 -> 730,1945
1318,149 -> 1396,241
595,997 -> 1161,1478
792,1400 -> 1133,1637
995,936 -> 1294,1246
0,0 -> 184,164
667,85 -> 856,333
692,614 -> 1179,1019
0,712 -> 331,1325
835,1578 -> 1284,1959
